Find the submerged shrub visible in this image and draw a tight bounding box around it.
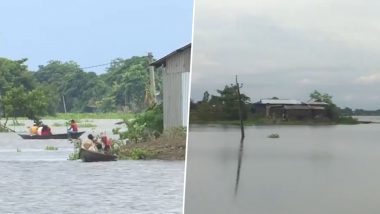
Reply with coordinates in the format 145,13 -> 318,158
129,148 -> 149,160
268,133 -> 280,138
68,139 -> 81,160
45,146 -> 58,151
119,104 -> 163,142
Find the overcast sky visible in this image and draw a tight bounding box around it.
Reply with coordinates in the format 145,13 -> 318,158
0,0 -> 192,73
191,0 -> 380,110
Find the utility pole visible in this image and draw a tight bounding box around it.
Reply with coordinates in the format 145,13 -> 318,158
148,52 -> 157,105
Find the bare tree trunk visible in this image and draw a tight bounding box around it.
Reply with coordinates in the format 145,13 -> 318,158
234,75 -> 245,196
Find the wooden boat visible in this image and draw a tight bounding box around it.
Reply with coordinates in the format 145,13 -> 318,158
79,148 -> 117,162
18,131 -> 85,140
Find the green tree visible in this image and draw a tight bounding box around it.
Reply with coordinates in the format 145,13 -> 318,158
193,85 -> 250,121
310,90 -> 333,104
1,86 -> 57,124
216,84 -> 250,120
0,58 -> 36,95
102,56 -> 153,112
310,90 -> 338,120
96,96 -> 117,112
34,61 -> 110,112
202,91 -> 210,102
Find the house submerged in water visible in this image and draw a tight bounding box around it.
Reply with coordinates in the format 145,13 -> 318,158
252,98 -> 328,120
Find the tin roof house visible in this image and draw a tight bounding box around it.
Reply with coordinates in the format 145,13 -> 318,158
252,98 -> 328,120
150,44 -> 191,129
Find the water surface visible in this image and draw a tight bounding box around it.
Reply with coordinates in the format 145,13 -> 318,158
0,119 -> 184,214
185,119 -> 380,214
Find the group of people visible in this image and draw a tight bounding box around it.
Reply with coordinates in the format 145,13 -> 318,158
29,123 -> 52,136
81,132 -> 112,153
29,119 -> 78,136
29,119 -> 113,154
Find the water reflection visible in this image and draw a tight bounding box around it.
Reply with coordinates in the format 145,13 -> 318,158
185,122 -> 380,214
234,136 -> 244,195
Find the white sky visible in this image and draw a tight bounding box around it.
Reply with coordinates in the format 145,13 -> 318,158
190,0 -> 380,110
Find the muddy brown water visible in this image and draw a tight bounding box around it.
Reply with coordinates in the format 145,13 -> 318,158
185,116 -> 380,214
0,119 -> 184,214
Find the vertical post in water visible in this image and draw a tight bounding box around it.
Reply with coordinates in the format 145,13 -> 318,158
148,52 -> 157,105
236,75 -> 245,139
62,95 -> 67,114
235,75 -> 245,196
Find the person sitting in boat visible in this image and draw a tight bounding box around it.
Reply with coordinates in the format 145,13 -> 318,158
81,134 -> 98,152
68,119 -> 78,133
95,137 -> 103,151
37,125 -> 44,135
100,132 -> 112,153
41,125 -> 52,136
29,123 -> 38,135
67,120 -> 79,138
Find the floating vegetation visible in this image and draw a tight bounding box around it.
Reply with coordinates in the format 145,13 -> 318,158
0,126 -> 10,133
68,151 -> 80,160
268,133 -> 280,138
45,146 -> 58,151
128,148 -> 147,160
112,127 -> 121,134
121,148 -> 154,160
16,148 -> 21,152
79,123 -> 97,128
68,139 -> 81,160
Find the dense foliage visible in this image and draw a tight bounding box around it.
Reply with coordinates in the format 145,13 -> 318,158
0,55 -> 163,129
190,84 -> 250,121
119,104 -> 163,143
190,87 -> 368,123
0,58 -> 57,125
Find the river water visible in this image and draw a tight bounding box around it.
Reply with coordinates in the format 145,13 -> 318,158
185,117 -> 380,214
0,119 -> 184,214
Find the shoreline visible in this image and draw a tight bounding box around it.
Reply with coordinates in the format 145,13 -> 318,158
189,119 -> 362,126
114,130 -> 186,161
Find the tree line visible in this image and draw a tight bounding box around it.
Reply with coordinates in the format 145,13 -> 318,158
190,84 -> 379,123
0,56 -> 162,125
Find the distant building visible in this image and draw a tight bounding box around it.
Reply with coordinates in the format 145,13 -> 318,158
150,44 -> 191,129
252,98 -> 328,120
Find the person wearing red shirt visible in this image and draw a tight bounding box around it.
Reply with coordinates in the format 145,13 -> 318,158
100,133 -> 112,153
41,125 -> 52,136
68,119 -> 78,132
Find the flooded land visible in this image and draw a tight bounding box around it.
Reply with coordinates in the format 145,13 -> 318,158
185,116 -> 380,214
0,119 -> 184,214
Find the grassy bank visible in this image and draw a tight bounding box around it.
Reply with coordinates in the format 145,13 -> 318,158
68,128 -> 186,161
45,112 -> 134,120
115,128 -> 186,160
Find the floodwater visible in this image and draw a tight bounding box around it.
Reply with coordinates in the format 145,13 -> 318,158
185,117 -> 380,214
0,119 -> 184,214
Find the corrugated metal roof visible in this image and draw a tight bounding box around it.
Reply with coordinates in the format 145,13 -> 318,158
307,101 -> 328,105
284,105 -> 325,110
310,106 -> 325,110
150,43 -> 191,67
284,105 -> 310,110
258,99 -> 303,105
